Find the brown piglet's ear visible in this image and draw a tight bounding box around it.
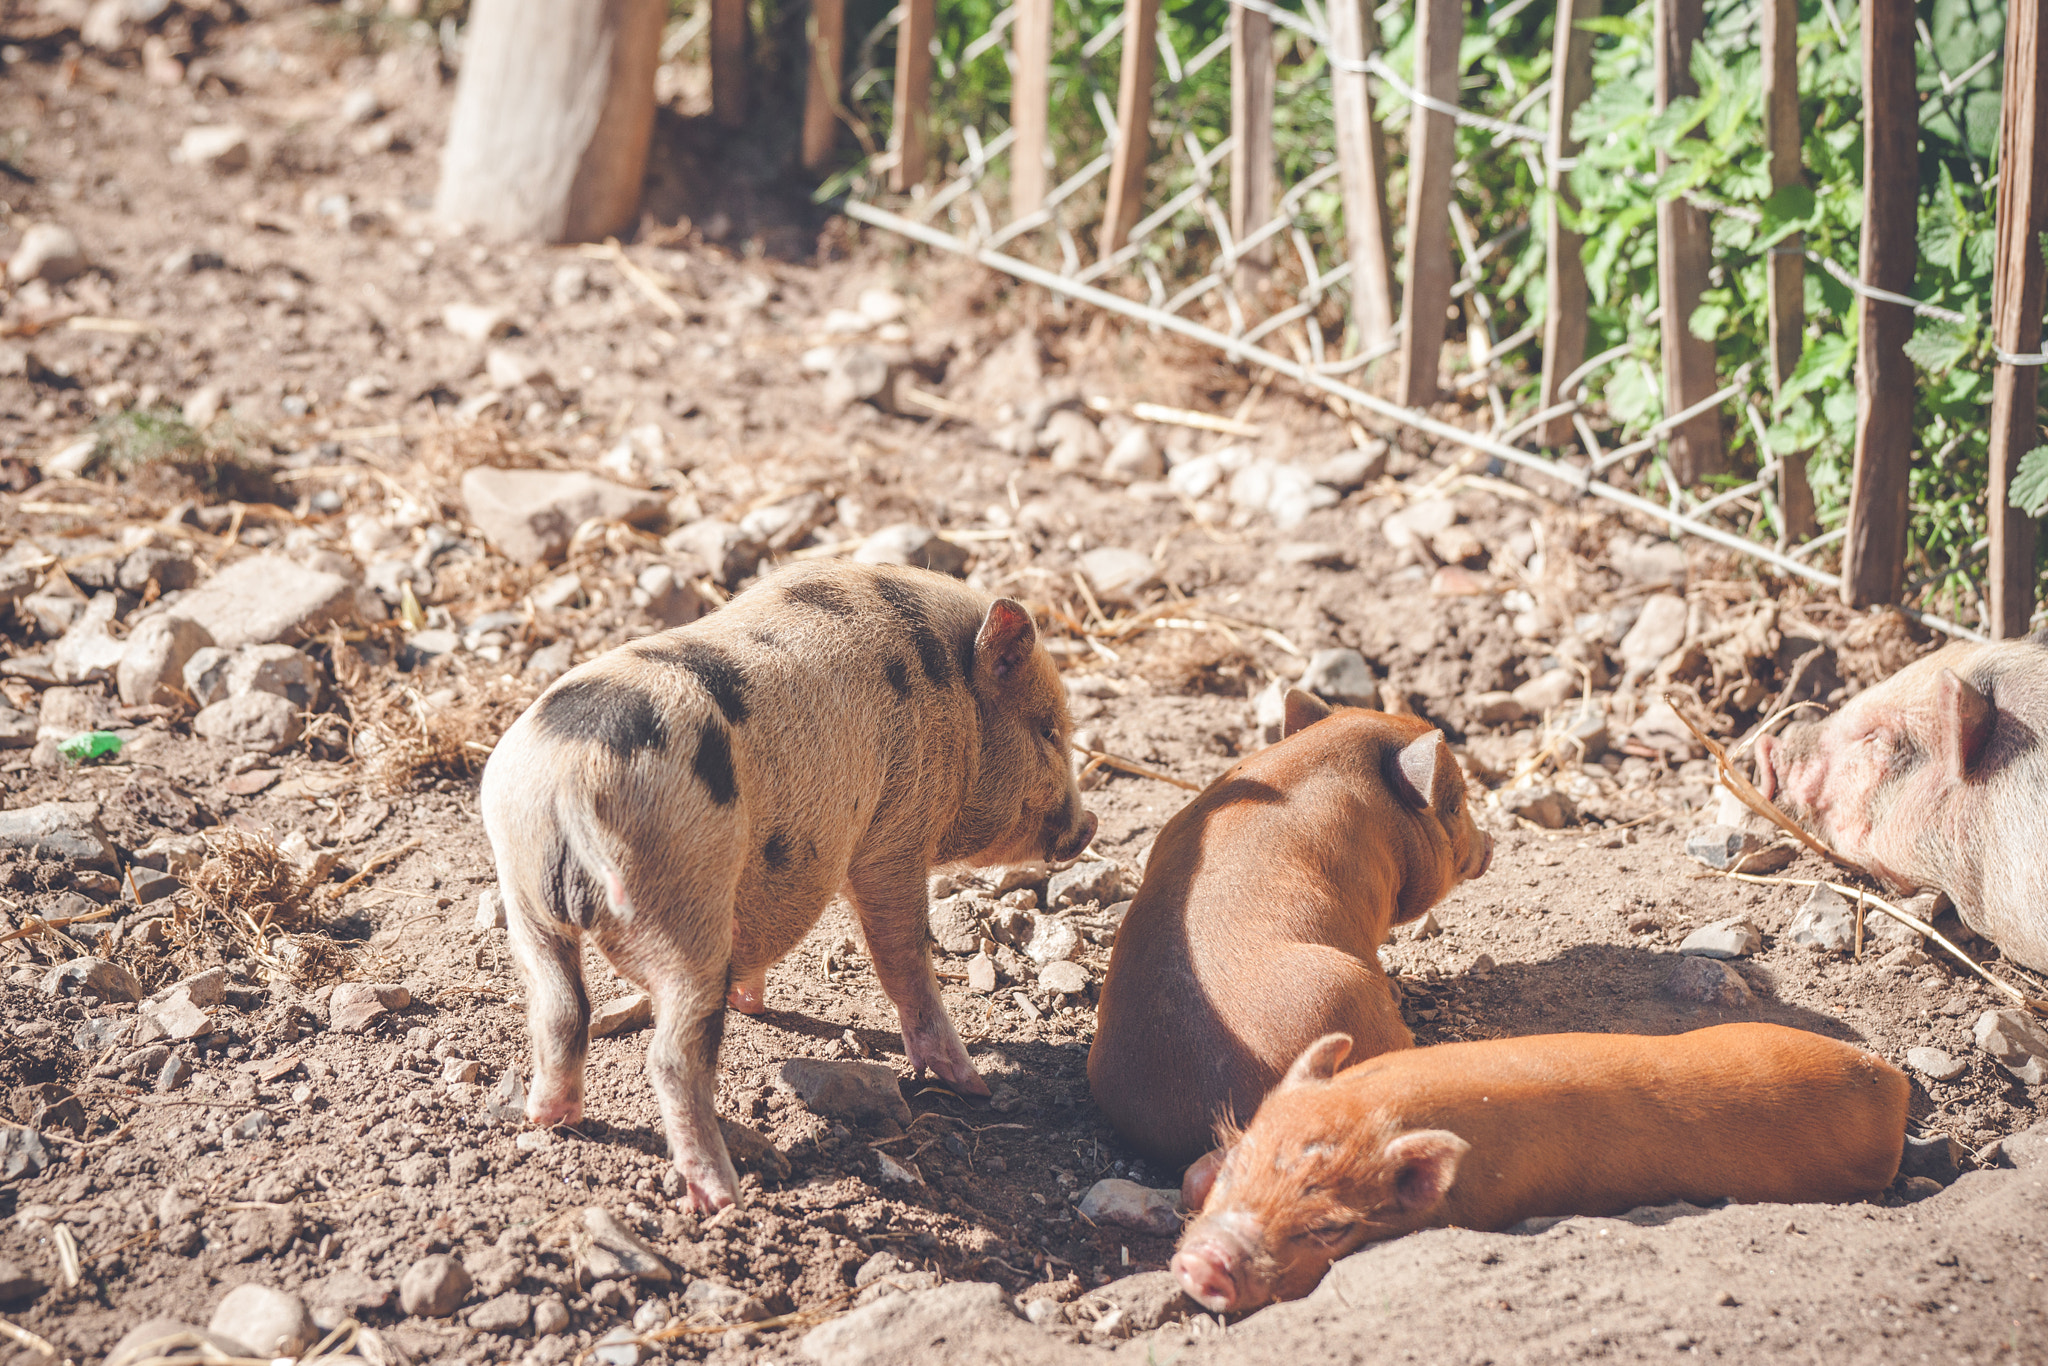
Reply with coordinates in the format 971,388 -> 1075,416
1934,667 -> 1995,782
1181,1147 -> 1226,1212
1281,1033 -> 1353,1090
1381,1130 -> 1469,1214
1282,689 -> 1332,737
976,599 -> 1037,680
1390,730 -> 1447,810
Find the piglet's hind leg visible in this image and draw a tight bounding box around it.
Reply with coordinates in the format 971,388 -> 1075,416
506,903 -> 591,1127
645,972 -> 741,1212
849,870 -> 991,1096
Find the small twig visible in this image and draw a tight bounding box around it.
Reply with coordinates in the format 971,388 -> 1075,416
1129,401 -> 1261,438
0,1316 -> 67,1364
0,903 -> 118,944
1071,744 -> 1202,792
1661,691 -> 1850,868
586,237 -> 687,321
898,385 -> 976,421
52,1225 -> 80,1290
326,839 -> 422,899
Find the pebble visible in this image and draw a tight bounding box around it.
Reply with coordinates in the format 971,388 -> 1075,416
0,801 -> 118,869
1379,498 -> 1457,553
1077,1179 -> 1182,1237
104,1319 -> 246,1366
208,1283 -> 316,1357
662,519 -> 764,587
1047,859 -> 1119,907
475,887 -> 506,931
1274,541 -> 1350,568
636,564 -> 705,628
1038,960 -> 1089,997
1975,1008 -> 2048,1085
533,1297 -> 571,1335
226,644 -> 324,709
852,524 -> 970,576
1470,690 -> 1525,725
329,982 -> 411,1033
40,957 -> 143,1004
468,1290 -> 531,1333
173,555 -> 367,650
0,1128 -> 49,1181
926,897 -> 984,955
824,347 -> 893,409
1044,409 -> 1108,472
1907,1046 -> 1965,1082
594,1327 -> 643,1366
590,993 -> 652,1038
399,1255 -> 473,1317
1898,1133 -> 1962,1186
441,1057 -> 481,1084
1618,593 -> 1689,677
462,468 -> 667,567
799,1281 -> 1024,1366
1102,427 -> 1163,483
1296,647 -> 1376,707
1024,915 -> 1081,965
1788,885 -> 1856,954
1510,668 -> 1579,716
1684,825 -> 1795,873
442,303 -> 512,343
582,1206 -> 672,1283
116,614 -> 214,708
966,953 -> 998,993
1500,786 -> 1576,830
1660,956 -> 1751,1008
738,491 -> 833,553
775,1058 -> 913,1127
1313,444 -> 1388,490
1678,917 -> 1763,960
1251,678 -> 1289,745
50,593 -> 125,683
8,223 -> 85,284
193,692 -> 303,754
175,124 -> 251,172
231,1111 -> 273,1141
1077,547 -> 1159,606
1167,453 -> 1223,499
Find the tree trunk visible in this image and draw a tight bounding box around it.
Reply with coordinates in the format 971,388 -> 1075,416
434,0 -> 666,243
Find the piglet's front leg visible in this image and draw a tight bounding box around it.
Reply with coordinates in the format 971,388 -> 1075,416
848,867 -> 991,1096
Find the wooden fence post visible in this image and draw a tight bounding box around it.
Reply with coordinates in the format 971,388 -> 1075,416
891,0 -> 938,191
1395,0 -> 1461,407
1230,0 -> 1276,296
1537,0 -> 1597,446
711,0 -> 747,129
1328,0 -> 1396,349
803,0 -> 846,170
1988,0 -> 2047,637
1654,0 -> 1724,482
1760,0 -> 1814,540
1842,0 -> 1918,608
1011,0 -> 1054,217
1099,0 -> 1162,257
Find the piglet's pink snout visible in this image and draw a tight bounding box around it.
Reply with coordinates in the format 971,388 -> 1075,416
1173,1232 -> 1252,1313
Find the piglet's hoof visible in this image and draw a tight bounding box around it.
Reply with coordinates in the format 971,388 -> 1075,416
727,973 -> 767,1015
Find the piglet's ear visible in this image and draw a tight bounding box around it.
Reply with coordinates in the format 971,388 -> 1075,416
1282,689 -> 1332,737
1934,668 -> 1995,782
1281,1033 -> 1353,1090
976,599 -> 1037,680
1382,1130 -> 1469,1214
1390,730 -> 1447,810
1181,1146 -> 1226,1213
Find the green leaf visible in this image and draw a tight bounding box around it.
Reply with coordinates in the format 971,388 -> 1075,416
2012,447 -> 2048,518
1902,318 -> 1977,374
1757,183 -> 1817,244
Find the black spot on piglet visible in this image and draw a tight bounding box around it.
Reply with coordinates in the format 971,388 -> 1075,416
764,831 -> 792,871
637,640 -> 751,726
536,679 -> 668,758
884,659 -> 912,700
786,580 -> 858,618
693,719 -> 740,806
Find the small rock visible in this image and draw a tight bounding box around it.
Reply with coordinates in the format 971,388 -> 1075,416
193,692 -> 303,754
739,491 -> 833,553
329,982 -> 410,1033
1311,444 -> 1387,491
231,1110 -> 274,1141
2003,1123 -> 2048,1170
1661,957 -> 1751,1008
1088,1269 -> 1198,1332
1076,1179 -> 1181,1237
824,347 -> 894,409
175,124 -> 251,173
1409,911 -> 1444,940
1167,454 -> 1223,499
1102,427 -> 1163,483
926,897 -> 983,955
8,224 -> 85,285
1251,679 -> 1289,745
50,593 -> 125,683
1274,542 -> 1350,569
0,1127 -> 49,1181
462,468 -> 668,567
1907,1047 -> 1966,1082
1047,860 -> 1120,908
662,520 -> 763,587
1612,536 -> 1689,588
1379,498 -> 1458,554
1077,548 -> 1158,606
853,524 -> 969,576
1297,648 -> 1375,707
475,887 -> 506,931
400,1254 -> 474,1317
636,564 -> 706,629
1619,594 -> 1690,678
798,1281 -> 1024,1366
1678,918 -> 1763,960
0,801 -> 118,870
172,555 -> 365,650
157,1053 -> 193,1092
225,644 -> 323,709
105,1320 -> 246,1366
0,1259 -> 44,1305
182,384 -> 225,430
1500,786 -> 1575,829
1685,825 -> 1795,873
116,615 -> 214,708
590,993 -> 653,1038
1788,885 -> 1857,953
209,1283 -> 316,1358
144,994 -> 213,1043
1043,409 -> 1107,472
549,264 -> 590,307
338,87 -> 385,124
1975,1008 -> 2048,1086
40,956 -> 143,1004
875,1150 -> 920,1185
775,1058 -> 913,1127
582,1206 -> 673,1283
966,953 -> 998,993
1510,668 -> 1579,716
1470,691 -> 1525,725
534,1296 -> 572,1335
1025,915 -> 1081,965
441,1057 -> 481,1084
1038,961 -> 1089,997
1898,1132 -> 1962,1186
468,1291 -> 531,1334
443,304 -> 512,343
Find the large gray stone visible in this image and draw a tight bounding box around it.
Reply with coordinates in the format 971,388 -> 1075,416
1047,860 -> 1120,908
461,468 -> 667,567
1975,1009 -> 2048,1086
398,1255 -> 473,1318
41,956 -> 144,1004
1297,648 -> 1376,707
581,1207 -> 673,1283
209,1284 -> 316,1358
775,1058 -> 913,1128
173,555 -> 364,649
1619,593 -> 1689,677
1661,956 -> 1751,1008
854,524 -> 970,576
1076,1179 -> 1181,1236
117,615 -> 214,708
799,1281 -> 1030,1366
1788,885 -> 1856,954
193,692 -> 303,754
1677,918 -> 1762,960
0,801 -> 117,870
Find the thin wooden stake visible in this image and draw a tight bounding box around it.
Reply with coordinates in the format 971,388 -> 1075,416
1654,0 -> 1725,483
1537,0 -> 1597,446
711,0 -> 748,129
1230,0 -> 1276,297
802,0 -> 847,170
1099,0 -> 1163,258
1328,0 -> 1396,348
891,0 -> 938,191
1396,0 -> 1461,407
1010,0 -> 1054,216
1987,0 -> 2048,638
1843,0 -> 1919,608
1762,0 -> 1815,540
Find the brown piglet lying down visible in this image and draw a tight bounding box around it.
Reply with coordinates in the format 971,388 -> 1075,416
1087,691 -> 1493,1170
480,561 -> 1096,1212
1173,1023 -> 1910,1312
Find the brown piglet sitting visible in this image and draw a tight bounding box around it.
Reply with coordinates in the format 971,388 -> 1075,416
1173,1023 -> 1910,1312
1753,638 -> 2048,971
480,561 -> 1096,1212
1087,690 -> 1492,1171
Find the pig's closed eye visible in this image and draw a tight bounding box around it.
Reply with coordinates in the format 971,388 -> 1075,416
1306,1219 -> 1357,1246
1042,725 -> 1061,747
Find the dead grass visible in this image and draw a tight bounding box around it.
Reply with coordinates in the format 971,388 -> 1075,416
168,827 -> 359,985
353,675 -> 539,796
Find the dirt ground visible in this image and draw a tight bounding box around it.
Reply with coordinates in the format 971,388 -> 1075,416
0,5 -> 2044,1364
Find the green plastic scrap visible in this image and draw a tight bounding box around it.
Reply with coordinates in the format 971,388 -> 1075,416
58,731 -> 123,764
